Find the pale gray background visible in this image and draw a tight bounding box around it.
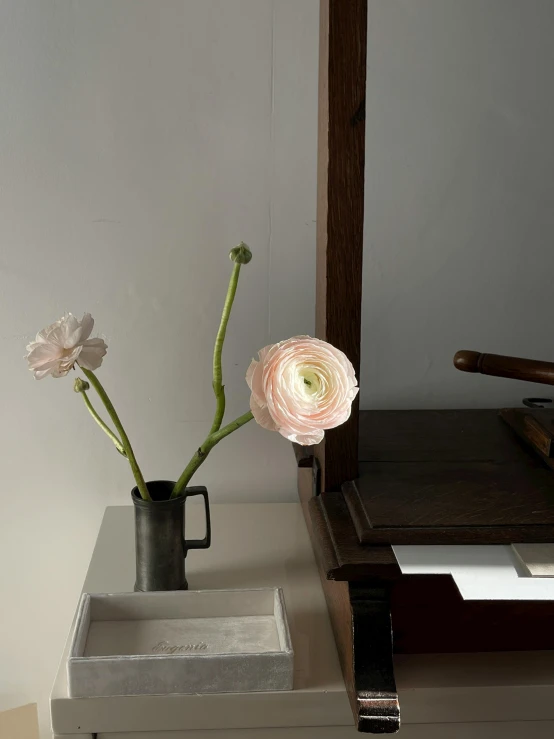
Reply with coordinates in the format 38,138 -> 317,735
361,0 -> 554,409
0,0 -> 318,727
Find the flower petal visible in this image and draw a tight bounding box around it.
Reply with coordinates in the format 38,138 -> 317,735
281,427 -> 324,445
26,342 -> 62,369
33,367 -> 56,380
51,363 -> 72,378
78,313 -> 95,342
245,359 -> 258,391
249,394 -> 278,432
77,338 -> 107,370
62,314 -> 82,348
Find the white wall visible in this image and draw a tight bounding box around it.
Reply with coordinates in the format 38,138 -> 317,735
0,1 -> 318,732
362,0 -> 554,410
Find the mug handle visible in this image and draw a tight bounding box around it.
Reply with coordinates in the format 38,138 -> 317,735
183,486 -> 211,552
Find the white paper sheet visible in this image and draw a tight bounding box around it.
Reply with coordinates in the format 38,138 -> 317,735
392,545 -> 554,601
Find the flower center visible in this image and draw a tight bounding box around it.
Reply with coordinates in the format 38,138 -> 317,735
298,368 -> 321,398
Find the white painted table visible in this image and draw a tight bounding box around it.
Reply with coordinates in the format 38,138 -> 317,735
50,503 -> 554,738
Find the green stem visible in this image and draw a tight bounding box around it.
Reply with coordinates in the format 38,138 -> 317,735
81,368 -> 151,502
78,386 -> 127,457
209,262 -> 241,435
172,411 -> 253,497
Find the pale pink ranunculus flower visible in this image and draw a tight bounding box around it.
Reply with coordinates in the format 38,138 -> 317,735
246,336 -> 358,445
26,313 -> 107,379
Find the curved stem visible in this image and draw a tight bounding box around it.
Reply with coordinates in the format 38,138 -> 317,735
172,411 -> 253,497
78,385 -> 126,456
209,262 -> 241,435
81,368 -> 151,501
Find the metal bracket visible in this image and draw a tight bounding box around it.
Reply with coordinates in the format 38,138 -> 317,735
351,583 -> 400,733
523,398 -> 553,408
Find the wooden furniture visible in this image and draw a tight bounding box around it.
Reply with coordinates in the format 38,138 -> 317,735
454,351 -> 554,387
50,503 -> 554,739
297,423 -> 554,734
314,0 -> 367,492
345,408 -> 554,545
302,1 -> 554,734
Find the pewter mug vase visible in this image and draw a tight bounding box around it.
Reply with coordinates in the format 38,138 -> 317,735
132,480 -> 211,592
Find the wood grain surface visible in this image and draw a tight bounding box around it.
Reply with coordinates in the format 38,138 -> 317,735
298,461 -> 399,733
314,0 -> 367,493
347,409 -> 554,544
297,455 -> 554,734
454,350 -> 554,386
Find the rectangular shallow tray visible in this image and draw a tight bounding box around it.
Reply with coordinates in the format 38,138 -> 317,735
68,588 -> 293,697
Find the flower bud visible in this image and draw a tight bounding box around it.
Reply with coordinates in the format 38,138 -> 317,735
229,242 -> 252,265
74,377 -> 90,393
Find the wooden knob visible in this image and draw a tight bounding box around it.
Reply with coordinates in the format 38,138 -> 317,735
453,350 -> 554,386
453,350 -> 482,373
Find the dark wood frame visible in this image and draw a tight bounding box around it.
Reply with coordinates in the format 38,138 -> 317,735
314,4 -> 554,501
305,3 -> 554,733
310,5 -> 397,728
315,0 -> 367,492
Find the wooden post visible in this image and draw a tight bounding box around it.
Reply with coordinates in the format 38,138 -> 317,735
315,0 -> 367,492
